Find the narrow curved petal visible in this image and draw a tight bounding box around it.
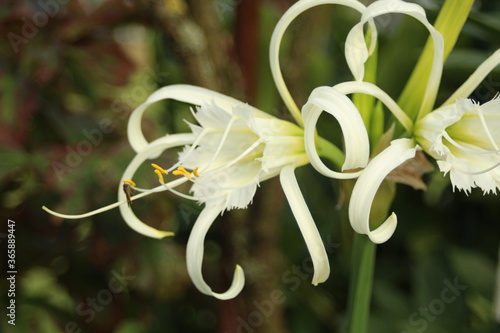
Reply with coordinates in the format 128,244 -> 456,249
442,49 -> 500,106
346,0 -> 444,117
349,138 -> 417,244
186,201 -> 245,300
128,84 -> 262,153
344,22 -> 370,81
269,0 -> 367,125
118,133 -> 196,239
280,165 -> 330,285
302,86 -> 369,179
334,81 -> 413,132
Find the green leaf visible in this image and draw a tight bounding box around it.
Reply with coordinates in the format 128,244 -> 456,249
398,0 -> 475,120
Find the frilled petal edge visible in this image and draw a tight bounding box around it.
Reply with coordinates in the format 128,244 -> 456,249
127,84 -> 262,154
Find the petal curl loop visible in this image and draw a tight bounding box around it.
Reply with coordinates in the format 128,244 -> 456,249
118,133 -> 196,239
348,138 -> 417,243
345,0 -> 444,117
186,201 -> 245,300
334,81 -> 413,133
269,0 -> 369,126
302,86 -> 369,179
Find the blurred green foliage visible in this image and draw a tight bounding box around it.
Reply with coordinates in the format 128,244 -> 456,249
0,0 -> 499,332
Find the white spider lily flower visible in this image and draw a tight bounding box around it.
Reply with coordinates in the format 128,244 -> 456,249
44,84 -> 331,299
349,139 -> 418,243
415,97 -> 500,194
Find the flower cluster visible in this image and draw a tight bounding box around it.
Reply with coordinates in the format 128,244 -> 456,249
44,0 -> 500,299
271,0 -> 500,244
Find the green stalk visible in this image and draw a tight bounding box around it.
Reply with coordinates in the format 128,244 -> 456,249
398,0 -> 475,120
316,135 -> 345,170
345,233 -> 376,333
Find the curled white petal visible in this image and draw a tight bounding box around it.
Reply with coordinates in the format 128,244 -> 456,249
349,138 -> 417,243
346,0 -> 444,115
269,0 -> 367,125
118,133 -> 196,239
186,201 -> 245,300
442,49 -> 500,106
302,86 -> 369,178
334,81 -> 413,132
344,22 -> 373,81
280,165 -> 330,285
127,84 -> 262,154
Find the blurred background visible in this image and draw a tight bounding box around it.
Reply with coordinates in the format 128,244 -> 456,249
0,0 -> 499,332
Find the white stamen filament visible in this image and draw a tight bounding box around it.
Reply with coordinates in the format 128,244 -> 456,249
442,132 -> 500,155
42,178 -> 184,219
453,160 -> 500,176
476,106 -> 499,150
200,116 -> 238,173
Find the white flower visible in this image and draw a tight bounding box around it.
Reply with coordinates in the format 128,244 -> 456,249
43,84 -> 330,299
320,0 -> 500,243
415,97 -> 500,194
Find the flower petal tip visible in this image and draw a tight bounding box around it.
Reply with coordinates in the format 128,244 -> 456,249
311,265 -> 330,286
210,264 -> 245,300
158,231 -> 176,239
368,212 -> 397,244
140,229 -> 175,240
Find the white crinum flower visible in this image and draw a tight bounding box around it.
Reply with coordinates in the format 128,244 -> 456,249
415,97 -> 500,194
277,0 -> 498,244
43,84 -> 331,300
270,0 -> 439,245
326,1 -> 499,243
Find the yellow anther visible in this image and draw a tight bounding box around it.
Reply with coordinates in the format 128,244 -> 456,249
122,180 -> 136,187
173,167 -> 192,179
193,166 -> 200,177
154,169 -> 165,184
151,163 -> 168,174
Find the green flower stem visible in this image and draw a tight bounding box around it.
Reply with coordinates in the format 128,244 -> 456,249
346,233 -> 376,333
398,0 -> 475,120
316,135 -> 345,170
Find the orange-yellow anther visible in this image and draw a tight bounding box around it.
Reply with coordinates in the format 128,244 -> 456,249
154,169 -> 165,184
173,167 -> 192,179
193,166 -> 200,177
122,179 -> 136,187
151,163 -> 168,174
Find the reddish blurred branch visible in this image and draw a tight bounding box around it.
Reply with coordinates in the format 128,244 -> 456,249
235,0 -> 261,103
